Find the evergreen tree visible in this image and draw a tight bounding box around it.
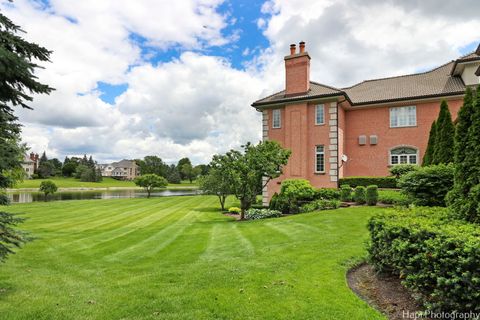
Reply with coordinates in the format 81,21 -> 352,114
0,11 -> 53,262
39,151 -> 48,163
422,120 -> 436,166
81,154 -> 88,165
432,100 -> 455,164
447,86 -> 480,223
88,155 -> 95,168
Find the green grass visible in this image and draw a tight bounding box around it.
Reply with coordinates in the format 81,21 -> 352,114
12,177 -> 197,189
0,196 -> 385,320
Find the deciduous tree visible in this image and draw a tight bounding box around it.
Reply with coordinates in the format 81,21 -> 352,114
134,174 -> 168,198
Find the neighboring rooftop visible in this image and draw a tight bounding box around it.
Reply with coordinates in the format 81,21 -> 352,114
252,47 -> 479,108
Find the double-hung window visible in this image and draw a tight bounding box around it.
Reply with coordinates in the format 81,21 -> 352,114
315,145 -> 325,173
315,104 -> 325,125
272,109 -> 281,128
390,106 -> 416,128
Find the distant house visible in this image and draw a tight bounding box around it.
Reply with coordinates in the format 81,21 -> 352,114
21,154 -> 36,179
252,42 -> 480,204
97,159 -> 139,180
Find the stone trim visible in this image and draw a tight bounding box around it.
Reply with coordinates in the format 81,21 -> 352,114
329,102 -> 338,182
262,111 -> 269,206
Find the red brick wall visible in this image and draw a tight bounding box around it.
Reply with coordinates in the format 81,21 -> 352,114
285,54 -> 310,95
342,98 -> 463,177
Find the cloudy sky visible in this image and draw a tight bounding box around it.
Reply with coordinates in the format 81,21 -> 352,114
2,0 -> 479,164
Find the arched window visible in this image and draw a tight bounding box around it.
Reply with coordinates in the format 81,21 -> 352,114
390,147 -> 418,165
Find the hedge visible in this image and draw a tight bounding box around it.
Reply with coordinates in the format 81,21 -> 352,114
339,176 -> 397,188
368,207 -> 480,312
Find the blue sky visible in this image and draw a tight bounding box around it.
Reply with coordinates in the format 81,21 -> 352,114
98,0 -> 271,106
3,0 -> 480,163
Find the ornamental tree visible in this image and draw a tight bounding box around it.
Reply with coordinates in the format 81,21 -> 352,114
134,174 -> 168,198
0,12 -> 53,262
198,168 -> 232,211
212,141 -> 291,220
39,180 -> 58,201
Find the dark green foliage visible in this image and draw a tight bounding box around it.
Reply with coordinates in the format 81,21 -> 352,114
136,155 -> 168,177
299,199 -> 341,213
339,176 -> 397,188
0,212 -> 29,262
353,186 -> 366,204
134,174 -> 168,198
365,185 -> 378,206
422,120 -> 437,166
389,164 -> 419,178
177,157 -> 192,180
314,188 -> 340,200
61,160 -> 78,177
448,86 -> 480,223
368,207 -> 480,312
166,165 -> 181,184
432,100 -> 455,164
1,11 -> 52,262
39,180 -> 57,200
398,164 -> 454,206
340,184 -> 352,202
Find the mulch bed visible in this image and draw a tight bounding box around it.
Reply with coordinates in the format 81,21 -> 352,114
347,263 -> 429,320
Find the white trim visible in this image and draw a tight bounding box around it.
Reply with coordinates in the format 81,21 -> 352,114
388,145 -> 419,165
315,145 -> 326,173
272,109 -> 281,128
390,105 -> 417,128
315,104 -> 325,125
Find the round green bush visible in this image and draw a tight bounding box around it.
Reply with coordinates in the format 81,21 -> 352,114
366,185 -> 378,206
353,186 -> 366,204
340,184 -> 352,202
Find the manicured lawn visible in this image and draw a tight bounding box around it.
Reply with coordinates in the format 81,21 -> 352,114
12,177 -> 197,189
0,196 -> 384,319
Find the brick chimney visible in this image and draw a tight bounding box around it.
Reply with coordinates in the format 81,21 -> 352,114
285,41 -> 310,96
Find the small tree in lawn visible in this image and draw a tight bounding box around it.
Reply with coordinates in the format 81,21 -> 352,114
432,100 -> 455,164
422,120 -> 436,166
39,180 -> 57,201
213,141 -> 291,220
198,168 -> 232,211
134,174 -> 168,198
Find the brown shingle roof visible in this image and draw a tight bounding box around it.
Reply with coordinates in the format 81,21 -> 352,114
343,61 -> 466,105
252,49 -> 479,108
251,82 -> 343,107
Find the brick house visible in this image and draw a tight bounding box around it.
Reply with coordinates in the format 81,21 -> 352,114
252,42 -> 480,204
97,159 -> 139,180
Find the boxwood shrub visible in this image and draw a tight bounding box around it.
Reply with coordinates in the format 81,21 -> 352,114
339,176 -> 397,188
365,185 -> 378,206
353,186 -> 366,204
314,188 -> 340,200
368,207 -> 480,312
340,184 -> 352,202
299,199 -> 341,213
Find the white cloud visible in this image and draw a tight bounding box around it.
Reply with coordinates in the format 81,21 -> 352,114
3,0 -> 480,164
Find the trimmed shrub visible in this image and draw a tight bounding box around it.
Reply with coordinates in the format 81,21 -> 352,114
228,207 -> 241,214
368,207 -> 480,312
339,176 -> 397,188
280,179 -> 315,200
314,188 -> 340,200
245,208 -> 282,220
340,184 -> 352,202
398,164 -> 454,206
378,190 -> 411,206
300,199 -> 340,213
353,186 -> 366,204
389,164 -> 419,178
365,185 -> 378,206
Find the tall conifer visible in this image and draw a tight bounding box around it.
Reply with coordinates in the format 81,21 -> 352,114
422,120 -> 436,166
432,100 -> 455,164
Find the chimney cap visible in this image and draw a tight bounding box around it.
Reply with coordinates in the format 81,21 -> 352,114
299,41 -> 305,45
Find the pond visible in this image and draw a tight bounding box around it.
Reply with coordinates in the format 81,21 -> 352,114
7,189 -> 201,204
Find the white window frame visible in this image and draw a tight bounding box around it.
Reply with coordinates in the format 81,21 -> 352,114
389,146 -> 419,165
390,106 -> 417,128
315,104 -> 325,125
315,145 -> 325,173
272,109 -> 281,129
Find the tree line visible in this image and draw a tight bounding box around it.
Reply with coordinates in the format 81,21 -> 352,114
135,156 -> 209,184
34,152 -> 102,182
